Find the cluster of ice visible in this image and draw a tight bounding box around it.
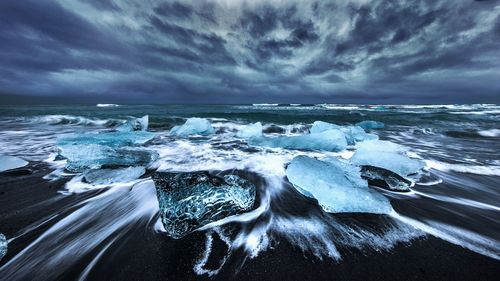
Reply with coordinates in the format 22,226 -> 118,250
83,167 -> 146,185
169,118 -> 214,137
249,129 -> 347,152
116,115 -> 148,132
0,155 -> 28,172
351,140 -> 424,177
285,156 -> 392,214
57,132 -> 157,172
236,122 -> 263,139
310,121 -> 378,145
356,120 -> 385,130
152,171 -> 256,239
0,233 -> 7,260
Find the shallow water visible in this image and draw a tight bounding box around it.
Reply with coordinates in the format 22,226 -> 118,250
0,104 -> 499,279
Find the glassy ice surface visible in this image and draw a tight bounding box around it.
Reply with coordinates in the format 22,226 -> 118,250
169,118 -> 215,137
356,120 -> 385,130
152,171 -> 256,239
0,155 -> 28,172
116,115 -> 148,132
310,121 -> 341,133
249,129 -> 347,152
286,156 -> 392,214
58,131 -> 156,148
0,233 -> 7,260
59,144 -> 158,172
340,126 -> 379,145
83,166 -> 146,185
360,166 -> 412,192
236,122 -> 263,139
352,140 -> 424,176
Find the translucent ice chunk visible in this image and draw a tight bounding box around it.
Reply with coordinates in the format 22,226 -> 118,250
360,166 -> 412,192
58,131 -> 156,148
0,155 -> 28,172
236,122 -> 263,139
356,120 -> 385,130
249,129 -> 347,152
59,144 -> 158,172
116,115 -> 148,132
285,156 -> 392,214
0,233 -> 7,260
169,118 -> 214,137
341,126 -> 379,145
310,121 -> 341,134
152,171 -> 256,239
351,140 -> 424,177
83,166 -> 146,185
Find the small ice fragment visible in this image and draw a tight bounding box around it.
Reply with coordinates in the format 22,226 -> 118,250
310,121 -> 341,134
249,129 -> 347,152
116,115 -> 149,132
0,233 -> 7,260
351,140 -> 424,177
153,171 -> 256,238
0,155 -> 28,172
83,166 -> 146,185
360,166 -> 412,192
356,120 -> 385,130
169,118 -> 214,137
285,156 -> 392,214
236,122 -> 263,139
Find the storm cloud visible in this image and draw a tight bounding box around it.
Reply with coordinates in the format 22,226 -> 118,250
0,0 -> 499,103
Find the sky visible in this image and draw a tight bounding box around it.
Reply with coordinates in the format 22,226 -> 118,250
0,0 -> 499,104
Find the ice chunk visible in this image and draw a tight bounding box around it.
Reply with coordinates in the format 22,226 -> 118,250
341,126 -> 379,145
360,166 -> 412,192
285,156 -> 392,214
0,233 -> 7,260
351,140 -> 424,177
169,118 -> 214,137
236,122 -> 263,139
58,131 -> 156,148
0,155 -> 28,172
116,115 -> 148,132
59,144 -> 158,172
152,171 -> 256,238
249,129 -> 347,152
83,167 -> 146,185
310,121 -> 341,134
356,120 -> 385,130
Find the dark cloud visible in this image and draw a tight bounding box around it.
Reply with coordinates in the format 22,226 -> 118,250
0,0 -> 499,103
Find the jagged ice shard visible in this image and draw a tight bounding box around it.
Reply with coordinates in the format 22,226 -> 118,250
236,122 -> 263,139
152,171 -> 256,239
351,140 -> 425,177
169,118 -> 214,137
249,129 -> 347,152
285,156 -> 392,214
116,115 -> 149,132
0,233 -> 7,261
57,132 -> 158,172
83,167 -> 146,185
0,155 -> 28,172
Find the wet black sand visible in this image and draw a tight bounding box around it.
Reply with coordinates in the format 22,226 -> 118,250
1,163 -> 499,281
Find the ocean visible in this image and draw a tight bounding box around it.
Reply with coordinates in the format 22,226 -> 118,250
0,104 -> 499,280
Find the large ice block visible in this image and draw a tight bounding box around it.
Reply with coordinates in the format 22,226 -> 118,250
59,144 -> 158,172
285,156 -> 392,214
310,121 -> 341,134
356,120 -> 385,130
169,118 -> 214,137
58,131 -> 156,148
0,233 -> 7,261
83,166 -> 146,185
236,122 -> 263,139
341,126 -> 379,145
0,155 -> 28,172
351,140 -> 424,177
249,129 -> 347,152
152,171 -> 256,239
